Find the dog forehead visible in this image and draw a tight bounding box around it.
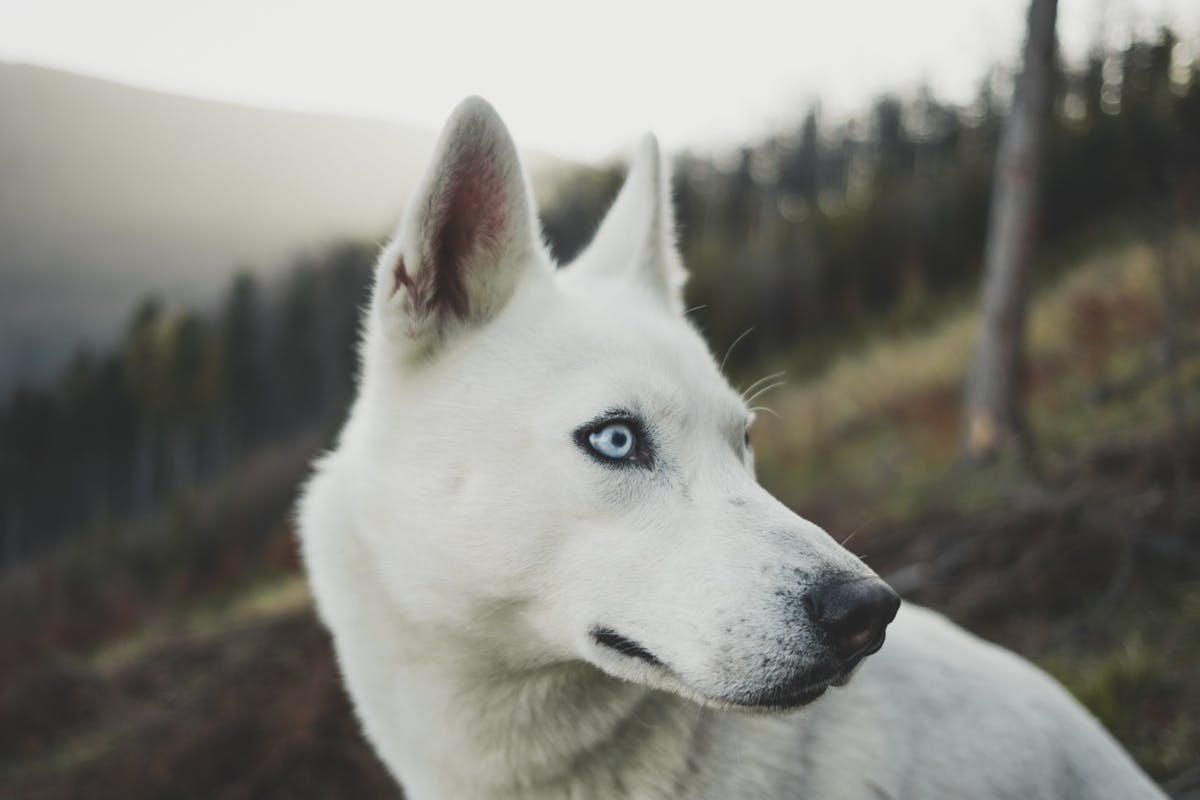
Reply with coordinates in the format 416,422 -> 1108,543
534,274 -> 745,412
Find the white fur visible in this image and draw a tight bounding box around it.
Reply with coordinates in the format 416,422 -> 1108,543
298,97 -> 1165,800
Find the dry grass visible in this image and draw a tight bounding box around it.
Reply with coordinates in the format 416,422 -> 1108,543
91,576 -> 311,673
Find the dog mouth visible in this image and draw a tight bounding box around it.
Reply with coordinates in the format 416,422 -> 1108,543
724,628 -> 889,710
749,626 -> 891,705
591,625 -> 888,711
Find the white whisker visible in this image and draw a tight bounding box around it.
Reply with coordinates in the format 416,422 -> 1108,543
721,327 -> 755,374
748,405 -> 781,420
744,380 -> 787,406
740,371 -> 786,401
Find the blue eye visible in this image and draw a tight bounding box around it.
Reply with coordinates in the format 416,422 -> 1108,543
588,422 -> 636,460
574,413 -> 652,468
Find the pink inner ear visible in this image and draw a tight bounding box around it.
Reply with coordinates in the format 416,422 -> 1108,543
421,143 -> 509,320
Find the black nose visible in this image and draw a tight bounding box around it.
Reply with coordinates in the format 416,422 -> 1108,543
807,579 -> 900,661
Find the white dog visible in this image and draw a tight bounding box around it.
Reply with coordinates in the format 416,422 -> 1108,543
298,98 -> 1165,799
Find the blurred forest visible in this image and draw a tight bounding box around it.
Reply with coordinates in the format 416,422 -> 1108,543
1,23 -> 1199,799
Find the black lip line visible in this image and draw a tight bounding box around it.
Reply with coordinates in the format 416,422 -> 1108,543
729,680 -> 831,710
591,627 -> 664,667
727,659 -> 857,710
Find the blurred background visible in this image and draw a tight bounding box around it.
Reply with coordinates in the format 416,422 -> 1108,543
1,0 -> 1198,797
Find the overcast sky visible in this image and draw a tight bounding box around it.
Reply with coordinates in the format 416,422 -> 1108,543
2,0 -> 1197,160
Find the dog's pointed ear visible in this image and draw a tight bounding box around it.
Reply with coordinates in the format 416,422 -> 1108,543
567,134 -> 687,313
375,97 -> 545,346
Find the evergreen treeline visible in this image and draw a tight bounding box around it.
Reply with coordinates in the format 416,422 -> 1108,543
549,28 -> 1200,366
2,28 -> 1198,567
0,244 -> 374,565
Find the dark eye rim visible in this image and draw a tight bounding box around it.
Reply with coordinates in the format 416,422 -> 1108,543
573,411 -> 654,469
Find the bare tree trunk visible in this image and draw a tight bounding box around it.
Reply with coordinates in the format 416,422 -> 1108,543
962,0 -> 1058,463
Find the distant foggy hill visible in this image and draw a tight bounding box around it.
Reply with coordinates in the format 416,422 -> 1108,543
0,64 -> 564,392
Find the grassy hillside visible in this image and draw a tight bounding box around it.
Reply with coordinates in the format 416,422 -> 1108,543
750,228 -> 1200,517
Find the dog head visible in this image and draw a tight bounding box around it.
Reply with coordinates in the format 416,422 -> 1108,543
348,97 -> 898,711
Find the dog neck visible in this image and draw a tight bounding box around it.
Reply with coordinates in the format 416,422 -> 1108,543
429,653 -> 708,799
317,515 -> 710,799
